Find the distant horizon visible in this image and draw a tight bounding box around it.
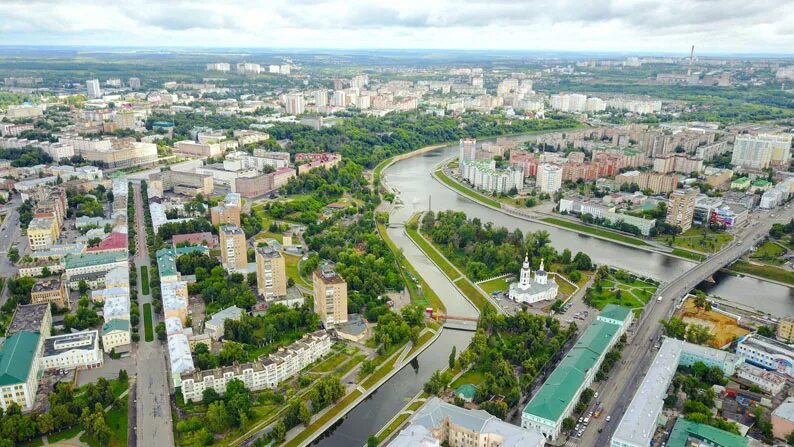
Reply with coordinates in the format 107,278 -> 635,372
1,44 -> 793,59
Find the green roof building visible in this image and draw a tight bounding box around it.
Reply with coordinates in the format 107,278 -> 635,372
64,251 -> 127,273
102,319 -> 130,335
667,418 -> 747,447
156,246 -> 209,281
0,331 -> 41,411
522,305 -> 632,440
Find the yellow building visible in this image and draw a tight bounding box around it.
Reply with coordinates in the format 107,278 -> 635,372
219,225 -> 248,271
27,216 -> 59,251
777,319 -> 794,343
312,264 -> 348,327
255,247 -> 287,300
211,205 -> 241,227
31,277 -> 70,309
666,188 -> 698,232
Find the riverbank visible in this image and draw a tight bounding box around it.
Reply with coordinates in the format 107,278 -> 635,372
725,260 -> 794,287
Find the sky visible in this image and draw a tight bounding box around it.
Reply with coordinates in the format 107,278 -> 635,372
2,0 -> 794,55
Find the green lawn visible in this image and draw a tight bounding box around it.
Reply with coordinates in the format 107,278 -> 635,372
542,217 -> 649,246
80,396 -> 129,447
478,277 -> 511,295
362,354 -> 400,390
406,330 -> 436,358
453,277 -> 491,312
47,426 -> 82,443
750,241 -> 787,264
435,168 -> 502,209
656,227 -> 733,253
140,265 -> 150,295
405,222 -> 461,281
336,354 -> 366,377
312,352 -> 349,373
284,253 -> 312,289
588,272 -> 658,310
672,248 -> 707,262
730,260 -> 794,286
450,370 -> 486,389
378,222 -> 446,312
143,303 -> 154,342
377,413 -> 412,443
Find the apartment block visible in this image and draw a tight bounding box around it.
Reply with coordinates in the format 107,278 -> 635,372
666,188 -> 698,231
255,246 -> 287,300
312,264 -> 348,327
31,277 -> 70,309
219,225 -> 248,271
210,204 -> 241,226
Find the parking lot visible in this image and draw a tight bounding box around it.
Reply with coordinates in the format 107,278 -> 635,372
76,354 -> 135,386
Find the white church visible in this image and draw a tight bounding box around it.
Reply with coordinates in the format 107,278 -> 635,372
508,255 -> 559,304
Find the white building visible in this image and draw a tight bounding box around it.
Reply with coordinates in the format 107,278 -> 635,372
737,333 -> 794,378
508,257 -> 558,304
313,90 -> 328,106
284,94 -> 305,115
460,159 -> 524,194
40,331 -> 103,371
206,63 -> 231,72
86,79 -> 102,99
333,90 -> 346,107
168,334 -> 195,387
91,286 -> 129,303
101,319 -> 131,353
180,330 -> 331,402
536,163 -> 562,193
611,338 -> 744,447
0,331 -> 41,412
205,305 -> 244,340
102,295 -> 130,322
731,133 -> 793,170
736,363 -> 786,395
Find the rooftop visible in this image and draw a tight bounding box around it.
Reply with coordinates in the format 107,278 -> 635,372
739,333 -> 794,356
86,232 -> 128,252
220,224 -> 244,236
667,417 -> 747,447
7,303 -> 50,336
32,277 -> 63,293
0,331 -> 40,386
256,246 -> 281,259
43,330 -> 98,357
64,251 -> 127,270
102,319 -> 130,335
315,264 -> 345,285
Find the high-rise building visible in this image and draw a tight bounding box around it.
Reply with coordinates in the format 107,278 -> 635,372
536,163 -> 563,193
219,225 -> 247,271
128,77 -> 141,89
206,63 -> 230,72
284,94 -> 305,115
666,188 -> 698,231
86,79 -> 102,99
312,263 -> 348,327
458,138 -> 477,165
255,247 -> 287,300
313,90 -> 328,107
332,90 -> 346,107
731,134 -> 793,170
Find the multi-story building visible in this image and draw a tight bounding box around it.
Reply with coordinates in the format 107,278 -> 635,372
204,306 -> 244,340
731,134 -> 793,170
219,225 -> 248,271
737,333 -> 794,378
27,216 -> 58,251
666,188 -> 698,231
6,104 -> 44,119
777,318 -> 794,343
255,246 -> 287,300
86,79 -> 102,99
149,170 -> 214,196
460,159 -> 524,194
615,171 -> 679,194
128,77 -> 141,89
523,305 -> 633,440
458,138 -> 477,165
0,331 -> 42,412
64,251 -> 129,286
536,163 -> 562,193
57,135 -> 157,168
313,264 -> 348,327
652,154 -> 704,174
40,331 -> 103,371
101,317 -> 131,353
162,281 -> 189,323
210,204 -> 241,227
180,331 -> 331,403
31,277 -> 70,309
558,198 -> 657,235
736,363 -> 786,395
284,94 -> 305,115
206,63 -> 231,72
7,304 -> 52,339
610,338 -> 744,447
295,153 -> 341,175
390,397 -> 545,447
234,167 -> 297,198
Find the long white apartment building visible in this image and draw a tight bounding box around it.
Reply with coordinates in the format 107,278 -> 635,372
180,330 -> 331,403
731,133 -> 793,170
40,330 -> 103,371
559,198 -> 657,236
610,338 -> 743,447
460,159 -> 524,194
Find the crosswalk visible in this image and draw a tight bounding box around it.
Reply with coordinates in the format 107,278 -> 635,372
564,439 -> 580,447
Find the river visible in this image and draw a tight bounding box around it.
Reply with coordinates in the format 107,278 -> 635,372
311,329 -> 473,446
311,140 -> 792,446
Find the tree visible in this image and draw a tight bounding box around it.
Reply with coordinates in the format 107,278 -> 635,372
367,435 -> 379,447
78,280 -> 89,294
757,325 -> 775,337
449,346 -> 457,369
479,400 -> 508,419
155,321 -> 167,341
270,421 -> 286,443
205,401 -> 231,433
661,317 -> 687,340
298,402 -> 312,426
562,417 -> 576,431
118,369 -> 129,385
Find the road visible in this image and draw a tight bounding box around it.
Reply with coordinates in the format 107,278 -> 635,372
584,206 -> 794,447
132,182 -> 175,447
0,198 -> 23,304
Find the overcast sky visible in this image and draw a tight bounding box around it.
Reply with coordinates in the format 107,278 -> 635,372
2,0 -> 793,54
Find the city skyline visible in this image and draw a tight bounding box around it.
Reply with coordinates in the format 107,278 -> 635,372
2,0 -> 794,54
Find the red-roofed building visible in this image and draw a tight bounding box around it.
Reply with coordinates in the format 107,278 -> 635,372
295,153 -> 341,175
172,232 -> 218,249
86,232 -> 128,253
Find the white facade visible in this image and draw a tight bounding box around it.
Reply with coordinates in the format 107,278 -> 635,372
181,331 -> 331,403
460,159 -> 524,194
86,79 -> 102,99
536,163 -> 562,193
508,258 -> 558,304
284,94 -> 305,115
168,334 -> 195,387
103,295 -> 130,322
731,134 -> 793,170
40,331 -> 103,371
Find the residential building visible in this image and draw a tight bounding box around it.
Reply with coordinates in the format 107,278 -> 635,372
615,171 -> 679,194
737,333 -> 794,378
27,216 -> 58,251
162,281 -> 189,323
40,330 -> 103,371
460,159 -> 524,194
523,305 -> 633,440
128,77 -> 141,89
168,334 -> 195,387
772,397 -> 794,439
219,225 -> 248,271
172,232 -> 217,249
210,204 -> 241,226
180,331 -> 331,403
652,154 -> 704,174
86,79 -> 102,99
736,363 -> 786,395
58,135 -> 157,168
313,263 -> 348,327
731,133 -> 792,170
149,170 -> 214,196
7,304 -> 52,338
284,94 -> 305,115
30,277 -> 70,309
666,188 -> 698,231
777,318 -> 794,343
206,63 -> 231,72
91,286 -> 130,304
255,246 -> 287,300
536,163 -> 562,193
666,418 -> 747,447
101,319 -> 131,354
458,138 -> 477,165
103,295 -> 130,322
234,167 -> 296,197
558,198 -> 657,236
295,153 -> 341,175
610,338 -> 744,447
64,251 -> 128,285
173,140 -> 229,158
0,331 -> 41,411
205,306 -> 244,340
390,397 -> 545,447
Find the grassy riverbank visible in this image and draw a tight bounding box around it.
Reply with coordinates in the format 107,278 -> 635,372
541,217 -> 650,247
729,260 -> 794,286
434,168 -> 502,208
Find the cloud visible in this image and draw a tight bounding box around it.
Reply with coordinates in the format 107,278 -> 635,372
0,0 -> 792,53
